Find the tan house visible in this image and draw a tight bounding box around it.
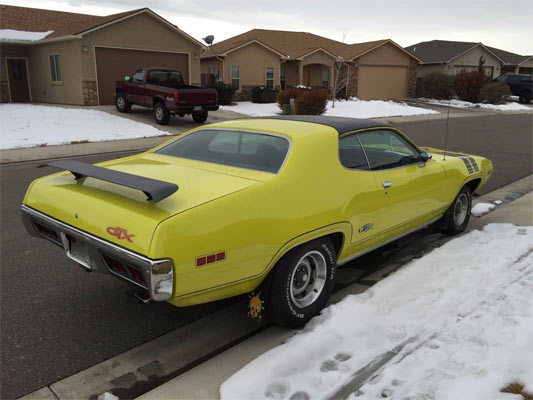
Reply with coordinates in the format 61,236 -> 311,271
0,5 -> 204,105
404,40 -> 505,79
201,29 -> 421,101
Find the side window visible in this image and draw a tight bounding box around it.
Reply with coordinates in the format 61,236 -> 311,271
231,66 -> 240,90
357,130 -> 419,170
131,70 -> 145,84
339,135 -> 369,170
49,54 -> 62,82
266,67 -> 274,88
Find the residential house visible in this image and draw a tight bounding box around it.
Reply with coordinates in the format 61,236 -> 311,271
201,29 -> 421,101
486,46 -> 533,75
0,5 -> 204,105
404,40 -> 505,79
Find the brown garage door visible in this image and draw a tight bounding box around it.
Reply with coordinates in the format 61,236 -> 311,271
357,65 -> 408,100
95,47 -> 189,105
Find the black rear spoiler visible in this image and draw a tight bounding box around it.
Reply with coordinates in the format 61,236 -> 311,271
48,160 -> 178,202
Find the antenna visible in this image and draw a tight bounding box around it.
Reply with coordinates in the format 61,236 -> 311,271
443,97 -> 451,161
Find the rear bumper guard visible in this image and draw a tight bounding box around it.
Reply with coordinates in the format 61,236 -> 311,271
21,204 -> 173,302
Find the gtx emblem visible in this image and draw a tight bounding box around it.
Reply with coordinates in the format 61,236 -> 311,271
106,226 -> 135,243
359,223 -> 374,233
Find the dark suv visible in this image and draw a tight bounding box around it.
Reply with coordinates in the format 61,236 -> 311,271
495,74 -> 532,104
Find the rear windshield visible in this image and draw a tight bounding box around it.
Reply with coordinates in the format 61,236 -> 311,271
146,70 -> 184,87
155,129 -> 290,173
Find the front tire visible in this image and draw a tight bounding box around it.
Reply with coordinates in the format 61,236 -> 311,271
519,90 -> 532,104
268,238 -> 336,328
440,185 -> 472,235
192,110 -> 208,124
115,92 -> 131,113
154,102 -> 170,125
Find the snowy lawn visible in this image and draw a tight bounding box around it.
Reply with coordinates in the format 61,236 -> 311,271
0,104 -> 171,150
221,224 -> 533,400
221,98 -> 439,119
420,98 -> 530,111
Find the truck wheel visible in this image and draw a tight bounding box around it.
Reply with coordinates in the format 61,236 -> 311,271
519,90 -> 532,104
115,93 -> 131,113
154,102 -> 170,125
192,110 -> 208,124
439,185 -> 472,236
268,238 -> 336,328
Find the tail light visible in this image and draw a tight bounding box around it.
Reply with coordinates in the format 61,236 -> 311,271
173,91 -> 179,102
215,90 -> 218,104
103,254 -> 146,286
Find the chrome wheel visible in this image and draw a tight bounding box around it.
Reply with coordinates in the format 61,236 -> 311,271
155,106 -> 163,120
290,250 -> 327,308
453,193 -> 469,227
116,96 -> 125,109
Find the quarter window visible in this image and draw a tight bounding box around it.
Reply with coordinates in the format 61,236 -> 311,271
266,67 -> 274,88
231,66 -> 240,90
49,54 -> 62,82
339,135 -> 369,170
357,130 -> 419,170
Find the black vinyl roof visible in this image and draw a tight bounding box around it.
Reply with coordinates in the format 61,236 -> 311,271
257,115 -> 388,135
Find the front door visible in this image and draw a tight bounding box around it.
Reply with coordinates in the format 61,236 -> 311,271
303,69 -> 311,87
6,59 -> 30,102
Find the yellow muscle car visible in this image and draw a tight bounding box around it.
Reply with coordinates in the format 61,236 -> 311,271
21,116 -> 493,327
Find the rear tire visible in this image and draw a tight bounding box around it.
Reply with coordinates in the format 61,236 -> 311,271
192,110 -> 208,124
268,238 -> 336,328
115,92 -> 131,113
154,102 -> 170,125
438,185 -> 472,236
519,90 -> 532,104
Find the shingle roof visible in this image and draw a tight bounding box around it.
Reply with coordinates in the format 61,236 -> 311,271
485,46 -> 531,65
0,4 -> 143,39
404,40 -> 481,64
202,29 -> 392,61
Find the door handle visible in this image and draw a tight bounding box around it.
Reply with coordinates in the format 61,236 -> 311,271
382,181 -> 392,188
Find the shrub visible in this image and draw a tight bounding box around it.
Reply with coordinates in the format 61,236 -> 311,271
295,89 -> 328,115
479,82 -> 511,104
277,87 -> 306,110
421,71 -> 455,99
251,86 -> 278,103
454,57 -> 491,103
210,82 -> 235,105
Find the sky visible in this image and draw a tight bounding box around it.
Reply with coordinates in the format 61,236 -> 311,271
3,0 -> 533,55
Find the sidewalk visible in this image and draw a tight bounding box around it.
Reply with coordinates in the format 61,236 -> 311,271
137,187 -> 532,400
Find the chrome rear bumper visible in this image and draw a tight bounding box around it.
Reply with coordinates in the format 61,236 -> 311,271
21,204 -> 173,301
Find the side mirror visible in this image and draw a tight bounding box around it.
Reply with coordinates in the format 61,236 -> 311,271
124,76 -> 130,82
420,151 -> 432,162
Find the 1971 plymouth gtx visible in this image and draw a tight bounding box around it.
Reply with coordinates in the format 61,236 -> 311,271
21,116 -> 492,328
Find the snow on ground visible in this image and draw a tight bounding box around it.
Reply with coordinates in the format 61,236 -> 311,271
0,29 -> 53,41
221,224 -> 533,400
220,98 -> 438,119
472,202 -> 497,216
420,98 -> 530,111
0,104 -> 171,150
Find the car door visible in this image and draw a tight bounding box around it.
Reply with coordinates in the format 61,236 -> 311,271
356,129 -> 448,233
126,69 -> 146,105
337,134 -> 382,244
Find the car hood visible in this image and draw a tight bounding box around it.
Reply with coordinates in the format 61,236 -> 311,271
24,153 -> 263,254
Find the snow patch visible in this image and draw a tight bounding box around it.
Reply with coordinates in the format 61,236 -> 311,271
472,202 -> 496,216
420,98 -> 530,111
97,393 -> 119,400
493,200 -> 503,205
221,224 -> 533,400
221,98 -> 439,119
0,104 -> 171,149
0,29 -> 53,41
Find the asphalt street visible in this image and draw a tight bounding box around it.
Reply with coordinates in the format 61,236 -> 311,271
0,112 -> 531,399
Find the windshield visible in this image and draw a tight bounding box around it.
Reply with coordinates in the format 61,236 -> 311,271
155,129 -> 290,173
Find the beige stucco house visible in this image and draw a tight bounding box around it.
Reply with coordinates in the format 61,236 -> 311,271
404,40 -> 506,79
201,29 -> 421,101
0,5 -> 204,105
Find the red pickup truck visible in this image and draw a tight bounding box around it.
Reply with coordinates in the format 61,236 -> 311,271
115,68 -> 218,124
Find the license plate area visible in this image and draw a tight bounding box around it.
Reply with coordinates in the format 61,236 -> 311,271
63,234 -> 94,271
193,106 -> 202,112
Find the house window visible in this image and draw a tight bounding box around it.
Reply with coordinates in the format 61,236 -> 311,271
208,66 -> 214,74
49,54 -> 62,82
266,67 -> 274,88
231,65 -> 240,90
280,68 -> 285,89
322,68 -> 329,88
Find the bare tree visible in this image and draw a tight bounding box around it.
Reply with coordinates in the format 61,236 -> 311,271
331,57 -> 349,108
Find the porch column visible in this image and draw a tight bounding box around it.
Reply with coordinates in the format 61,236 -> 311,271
298,62 -> 304,86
